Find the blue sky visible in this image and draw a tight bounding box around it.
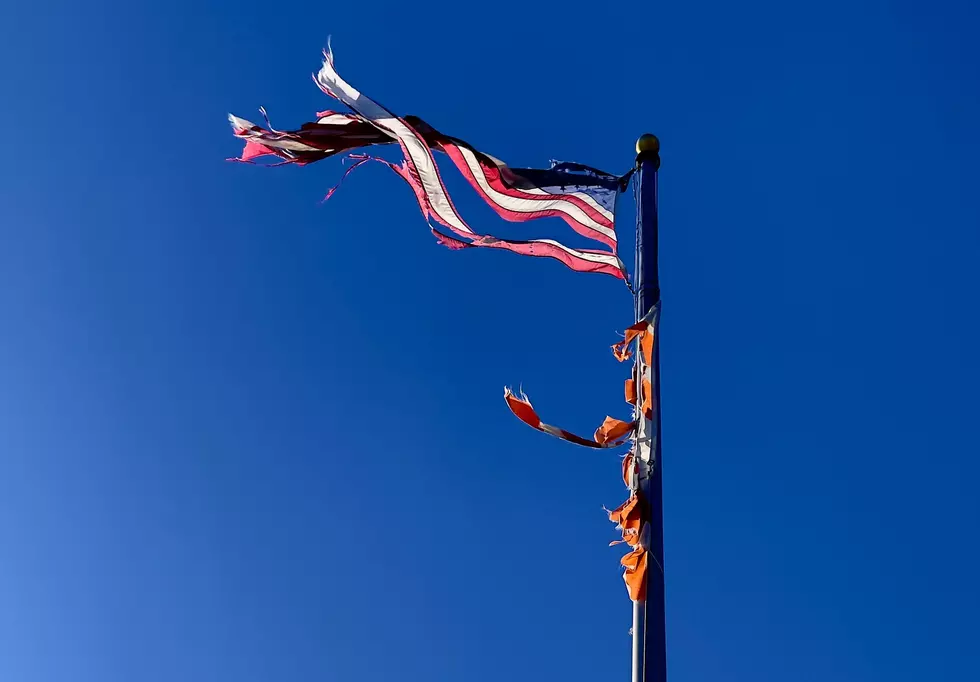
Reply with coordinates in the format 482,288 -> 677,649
2,0 -> 979,680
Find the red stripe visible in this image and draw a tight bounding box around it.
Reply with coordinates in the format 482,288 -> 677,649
474,238 -> 625,279
437,141 -> 617,249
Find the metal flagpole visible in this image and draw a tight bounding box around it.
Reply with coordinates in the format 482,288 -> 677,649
631,133 -> 665,682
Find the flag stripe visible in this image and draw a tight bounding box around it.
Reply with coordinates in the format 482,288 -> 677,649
431,230 -> 624,277
475,237 -> 624,277
438,142 -> 618,249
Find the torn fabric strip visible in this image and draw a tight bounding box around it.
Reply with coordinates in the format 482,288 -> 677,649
228,49 -> 627,279
426,232 -> 626,278
228,110 -> 390,165
611,319 -> 654,364
503,388 -> 634,449
594,416 -> 637,445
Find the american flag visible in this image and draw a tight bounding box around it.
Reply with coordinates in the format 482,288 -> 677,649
229,48 -> 630,280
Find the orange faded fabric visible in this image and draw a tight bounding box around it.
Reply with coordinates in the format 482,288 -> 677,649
612,319 -> 655,367
503,389 -> 542,429
605,308 -> 659,603
621,547 -> 648,601
608,494 -> 643,544
625,378 -> 637,405
612,321 -> 648,362
594,416 -> 636,445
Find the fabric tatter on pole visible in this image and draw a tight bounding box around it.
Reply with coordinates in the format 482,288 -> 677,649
631,133 -> 665,682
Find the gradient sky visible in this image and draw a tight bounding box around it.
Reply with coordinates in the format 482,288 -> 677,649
2,1 -> 979,680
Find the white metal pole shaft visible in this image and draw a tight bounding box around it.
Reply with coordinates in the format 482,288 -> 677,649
632,600 -> 646,682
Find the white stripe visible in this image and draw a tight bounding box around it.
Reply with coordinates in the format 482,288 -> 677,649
516,184 -> 615,223
316,113 -> 359,125
488,158 -> 616,223
228,114 -> 256,131
316,57 -> 474,236
454,145 -> 616,242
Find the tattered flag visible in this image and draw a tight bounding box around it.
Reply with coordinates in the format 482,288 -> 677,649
229,49 -> 629,279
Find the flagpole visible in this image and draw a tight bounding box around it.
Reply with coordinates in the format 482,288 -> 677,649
632,133 -> 665,682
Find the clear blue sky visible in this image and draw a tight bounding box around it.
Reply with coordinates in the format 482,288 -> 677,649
2,1 -> 979,680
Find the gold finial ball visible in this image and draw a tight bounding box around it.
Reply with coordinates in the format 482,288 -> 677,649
635,133 -> 660,155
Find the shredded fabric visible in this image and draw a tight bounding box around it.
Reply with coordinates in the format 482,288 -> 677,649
500,310 -> 661,602
610,483 -> 649,602
608,495 -> 643,544
630,305 -> 660,471
606,306 -> 663,603
612,319 -> 654,364
501,310 -> 661,602
609,459 -> 649,601
229,48 -> 628,279
503,388 -> 634,449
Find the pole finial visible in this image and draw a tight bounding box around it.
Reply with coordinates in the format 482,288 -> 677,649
635,134 -> 660,155
635,134 -> 661,169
